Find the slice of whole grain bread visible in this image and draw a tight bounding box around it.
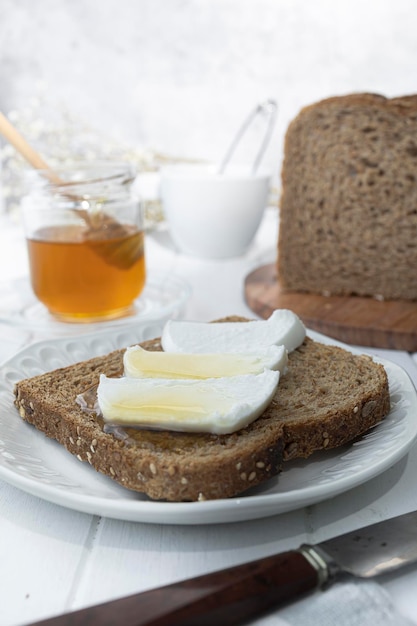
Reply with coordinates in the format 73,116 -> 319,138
278,93 -> 417,300
13,319 -> 390,501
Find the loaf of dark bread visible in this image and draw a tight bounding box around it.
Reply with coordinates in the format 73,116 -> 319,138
278,93 -> 417,300
13,319 -> 390,501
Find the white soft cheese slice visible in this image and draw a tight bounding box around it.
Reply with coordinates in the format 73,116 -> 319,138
123,344 -> 288,379
97,369 -> 280,435
161,309 -> 306,354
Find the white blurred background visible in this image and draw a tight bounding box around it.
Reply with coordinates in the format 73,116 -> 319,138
1,0 -> 417,197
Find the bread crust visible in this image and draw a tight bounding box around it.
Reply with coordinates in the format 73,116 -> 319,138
278,92 -> 417,300
13,325 -> 390,501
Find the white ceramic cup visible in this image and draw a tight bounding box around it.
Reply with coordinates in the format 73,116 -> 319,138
160,164 -> 271,259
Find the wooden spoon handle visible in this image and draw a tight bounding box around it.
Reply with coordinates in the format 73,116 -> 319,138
28,551 -> 319,626
0,111 -> 61,184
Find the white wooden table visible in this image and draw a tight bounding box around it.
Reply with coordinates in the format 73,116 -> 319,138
1,208 -> 417,626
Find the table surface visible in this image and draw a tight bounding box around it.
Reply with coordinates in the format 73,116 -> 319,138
1,207 -> 417,626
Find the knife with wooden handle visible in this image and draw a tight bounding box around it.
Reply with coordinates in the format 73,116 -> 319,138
29,510 -> 417,626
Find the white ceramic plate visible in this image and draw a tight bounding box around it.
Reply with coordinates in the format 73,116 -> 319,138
0,272 -> 191,336
0,328 -> 416,525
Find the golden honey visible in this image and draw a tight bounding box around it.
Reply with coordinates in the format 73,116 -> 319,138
27,224 -> 146,322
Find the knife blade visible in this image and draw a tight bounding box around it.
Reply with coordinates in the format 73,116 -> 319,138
30,510 -> 417,626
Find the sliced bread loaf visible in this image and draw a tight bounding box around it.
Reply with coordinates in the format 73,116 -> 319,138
278,93 -> 417,300
14,320 -> 390,501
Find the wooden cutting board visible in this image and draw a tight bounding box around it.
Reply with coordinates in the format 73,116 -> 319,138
244,263 -> 417,351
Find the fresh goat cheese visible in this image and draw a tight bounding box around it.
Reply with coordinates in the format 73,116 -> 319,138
97,369 -> 280,435
123,344 -> 288,379
161,309 -> 306,354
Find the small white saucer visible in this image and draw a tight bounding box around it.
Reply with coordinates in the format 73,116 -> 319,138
0,272 -> 192,337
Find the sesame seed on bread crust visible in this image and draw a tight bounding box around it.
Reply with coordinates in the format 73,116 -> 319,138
13,318 -> 390,501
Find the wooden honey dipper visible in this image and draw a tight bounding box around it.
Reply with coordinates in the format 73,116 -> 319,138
0,111 -> 144,270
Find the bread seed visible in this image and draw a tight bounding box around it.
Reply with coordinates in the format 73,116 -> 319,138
256,461 -> 265,469
180,477 -> 188,485
91,439 -> 97,447
236,462 -> 242,470
29,402 -> 34,410
76,454 -> 82,462
69,437 -> 75,445
198,493 -> 206,502
240,472 -> 247,481
19,406 -> 25,418
362,400 -> 377,417
109,466 -> 115,476
353,406 -> 359,413
322,432 -> 329,439
76,426 -> 81,436
76,439 -> 81,447
90,444 -> 96,453
248,472 -> 256,481
323,438 -> 330,448
286,442 -> 298,459
149,463 -> 157,475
